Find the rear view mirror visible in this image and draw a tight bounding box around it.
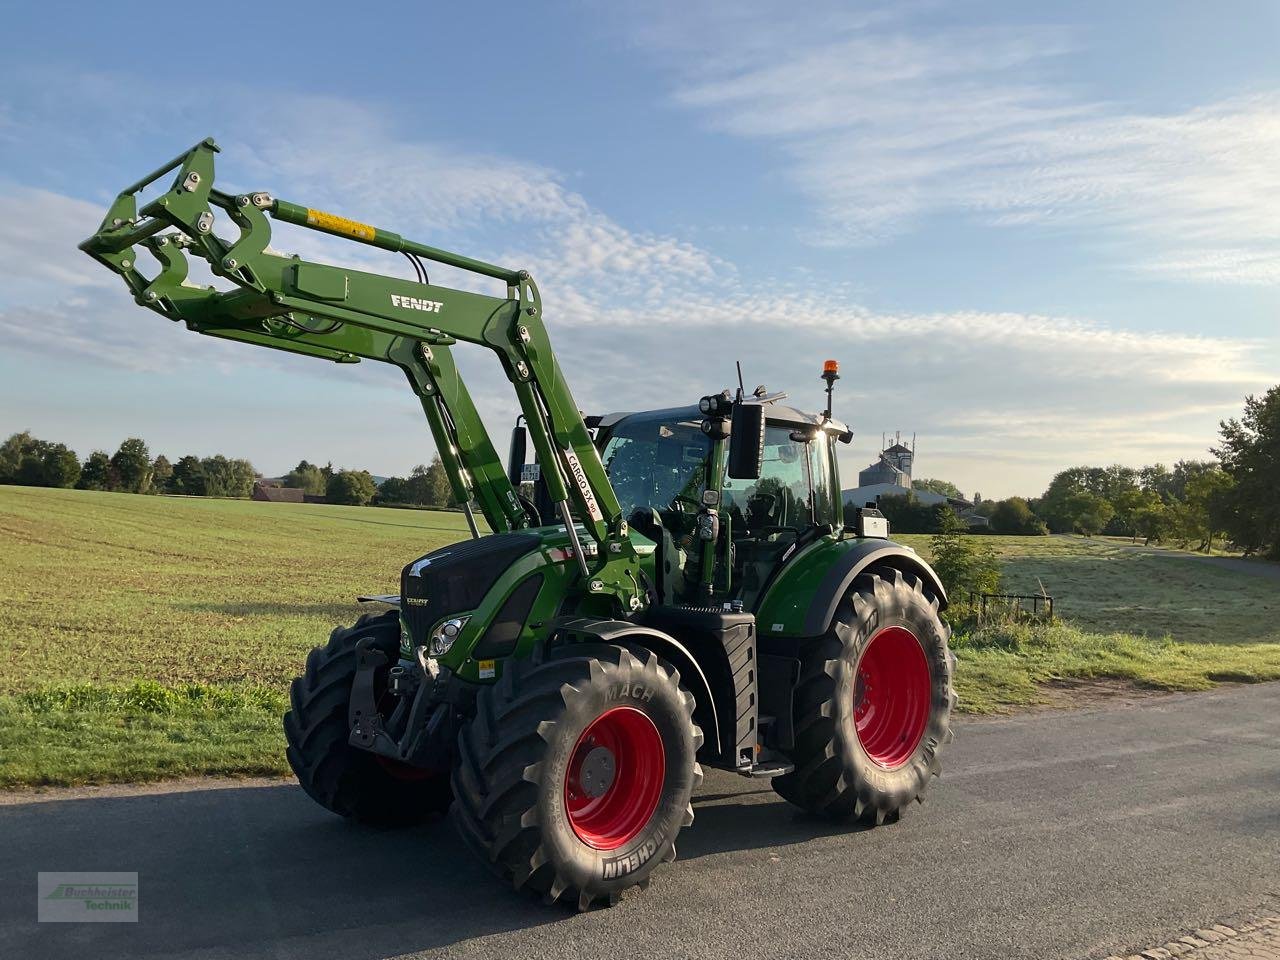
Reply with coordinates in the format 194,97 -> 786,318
727,403 -> 765,479
507,424 -> 527,487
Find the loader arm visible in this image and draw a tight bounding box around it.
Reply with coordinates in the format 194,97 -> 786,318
79,138 -> 645,612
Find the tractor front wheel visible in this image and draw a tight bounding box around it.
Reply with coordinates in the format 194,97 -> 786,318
772,568 -> 955,824
284,611 -> 452,826
452,644 -> 702,910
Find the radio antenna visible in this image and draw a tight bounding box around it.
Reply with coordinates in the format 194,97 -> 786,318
735,361 -> 745,401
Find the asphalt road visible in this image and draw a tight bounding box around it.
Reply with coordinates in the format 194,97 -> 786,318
3,683 -> 1278,960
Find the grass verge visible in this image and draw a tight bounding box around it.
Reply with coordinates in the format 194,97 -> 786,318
0,681 -> 288,788
952,617 -> 1280,713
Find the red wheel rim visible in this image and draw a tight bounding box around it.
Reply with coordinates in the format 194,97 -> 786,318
854,625 -> 931,769
565,706 -> 665,850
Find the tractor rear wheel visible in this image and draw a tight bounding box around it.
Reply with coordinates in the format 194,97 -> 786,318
284,610 -> 452,826
772,568 -> 955,824
452,644 -> 702,910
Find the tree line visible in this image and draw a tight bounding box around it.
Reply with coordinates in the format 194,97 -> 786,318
0,432 -> 259,497
279,458 -> 455,508
850,385 -> 1280,558
0,431 -> 460,510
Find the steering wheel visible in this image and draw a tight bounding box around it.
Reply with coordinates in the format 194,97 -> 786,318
741,525 -> 796,540
517,494 -> 542,527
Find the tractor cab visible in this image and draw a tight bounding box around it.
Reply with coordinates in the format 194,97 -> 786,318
594,403 -> 844,609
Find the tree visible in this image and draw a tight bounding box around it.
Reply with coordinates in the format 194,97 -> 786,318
151,455 -> 173,493
1140,463 -> 1174,500
376,476 -> 410,505
77,451 -> 112,491
989,497 -> 1047,536
0,431 -> 36,482
1110,485 -> 1150,540
424,456 -> 453,506
1141,499 -> 1172,545
40,443 -> 81,488
912,478 -> 964,499
283,460 -> 327,496
406,456 -> 453,507
170,455 -> 206,496
111,438 -> 152,493
1182,467 -> 1234,553
1214,385 -> 1280,558
14,449 -> 49,486
1065,491 -> 1113,536
201,456 -> 257,498
327,469 -> 377,505
0,434 -> 81,488
929,509 -> 1002,602
1038,464 -> 1138,534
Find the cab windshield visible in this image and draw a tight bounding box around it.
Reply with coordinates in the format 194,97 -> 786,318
598,410 -> 836,532
598,411 -> 711,520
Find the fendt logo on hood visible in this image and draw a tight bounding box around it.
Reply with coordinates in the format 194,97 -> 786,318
391,294 -> 443,314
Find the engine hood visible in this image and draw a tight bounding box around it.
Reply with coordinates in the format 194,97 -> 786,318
400,532 -> 542,646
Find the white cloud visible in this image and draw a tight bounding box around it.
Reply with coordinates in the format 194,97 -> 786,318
0,187 -> 120,293
0,82 -> 1273,495
641,3 -> 1280,284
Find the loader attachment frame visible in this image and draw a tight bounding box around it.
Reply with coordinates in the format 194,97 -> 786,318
80,138 -> 645,613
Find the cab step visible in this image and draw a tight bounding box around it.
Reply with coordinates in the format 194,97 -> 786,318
745,760 -> 794,778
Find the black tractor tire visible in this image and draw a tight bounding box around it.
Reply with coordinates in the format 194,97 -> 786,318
772,568 -> 955,824
452,644 -> 702,910
284,610 -> 452,826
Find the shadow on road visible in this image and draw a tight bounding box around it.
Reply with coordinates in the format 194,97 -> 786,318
2,777 -> 849,959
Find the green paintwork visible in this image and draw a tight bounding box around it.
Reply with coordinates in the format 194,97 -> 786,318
754,534 -> 907,637
80,139 -> 645,617
414,524 -> 658,682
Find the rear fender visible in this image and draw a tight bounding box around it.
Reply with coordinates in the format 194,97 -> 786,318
756,538 -> 948,639
547,617 -> 721,759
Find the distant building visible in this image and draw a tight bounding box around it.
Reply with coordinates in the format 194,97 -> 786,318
857,441 -> 915,488
252,482 -> 304,503
842,434 -> 988,530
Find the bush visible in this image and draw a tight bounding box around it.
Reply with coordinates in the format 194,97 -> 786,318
929,511 -> 1002,616
989,497 -> 1049,536
327,469 -> 377,505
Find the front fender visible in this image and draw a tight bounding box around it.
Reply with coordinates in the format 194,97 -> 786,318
755,537 -> 948,639
547,617 -> 722,760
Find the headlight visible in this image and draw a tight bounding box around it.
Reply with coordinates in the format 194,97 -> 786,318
429,616 -> 470,656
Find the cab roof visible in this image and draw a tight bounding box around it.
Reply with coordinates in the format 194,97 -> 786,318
596,403 -> 849,436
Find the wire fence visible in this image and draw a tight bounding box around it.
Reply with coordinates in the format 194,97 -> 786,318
966,593 -> 1055,621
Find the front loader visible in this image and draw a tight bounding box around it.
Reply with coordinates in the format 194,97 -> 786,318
81,139 -> 957,909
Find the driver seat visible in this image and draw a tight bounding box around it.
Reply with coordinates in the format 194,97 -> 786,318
629,507 -> 692,605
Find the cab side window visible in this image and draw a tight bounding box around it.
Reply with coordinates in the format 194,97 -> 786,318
722,426 -> 814,533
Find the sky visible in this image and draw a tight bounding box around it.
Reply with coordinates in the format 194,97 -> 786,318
1,0 -> 1276,499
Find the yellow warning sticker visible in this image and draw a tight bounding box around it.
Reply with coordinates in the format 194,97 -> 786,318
305,208 -> 376,241
477,659 -> 496,680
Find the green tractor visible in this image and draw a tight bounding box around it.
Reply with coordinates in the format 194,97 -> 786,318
81,140 -> 956,910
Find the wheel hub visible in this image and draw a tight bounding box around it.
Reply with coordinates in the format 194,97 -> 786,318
853,625 -> 931,769
577,745 -> 616,798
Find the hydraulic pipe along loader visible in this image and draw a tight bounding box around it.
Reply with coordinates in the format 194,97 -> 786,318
81,139 -> 957,910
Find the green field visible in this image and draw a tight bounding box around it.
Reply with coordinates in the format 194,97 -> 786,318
2,486 -> 1278,786
898,533 -> 1280,711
